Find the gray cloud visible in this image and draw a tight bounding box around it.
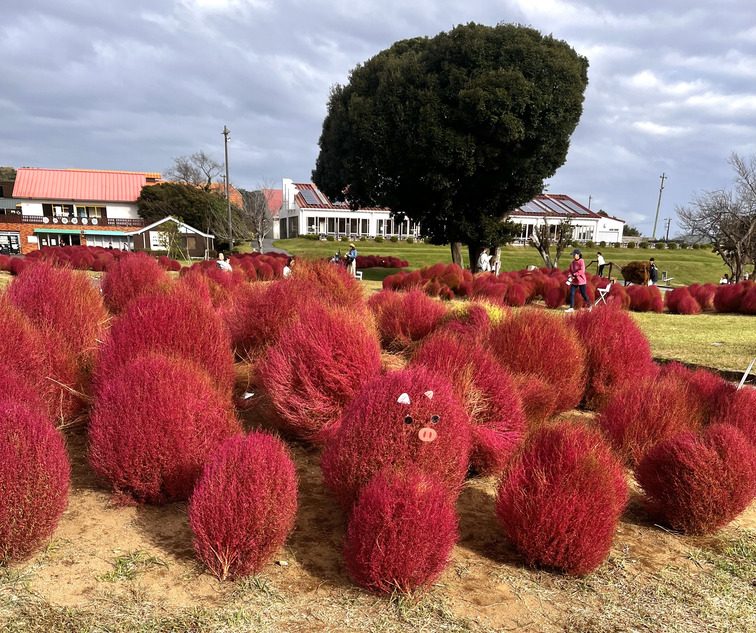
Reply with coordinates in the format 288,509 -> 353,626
1,0 -> 755,235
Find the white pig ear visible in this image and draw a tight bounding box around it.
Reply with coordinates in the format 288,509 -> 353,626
424,390 -> 434,400
397,393 -> 411,405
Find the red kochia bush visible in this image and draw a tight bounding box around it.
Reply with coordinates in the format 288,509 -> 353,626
344,468 -> 457,594
688,283 -> 716,311
0,254 -> 10,271
496,423 -> 628,576
0,401 -> 70,563
260,304 -> 382,443
597,373 -> 705,466
626,284 -> 663,312
569,306 -> 655,410
710,386 -> 756,445
660,362 -> 735,423
7,262 -> 108,364
94,288 -> 234,397
742,285 -> 756,315
713,282 -> 747,313
101,252 -> 171,314
368,290 -> 447,351
412,331 -> 525,475
189,432 -> 298,580
89,355 -> 239,504
290,259 -> 365,308
636,423 -> 756,534
665,287 -> 701,314
321,367 -> 472,510
487,309 -> 586,413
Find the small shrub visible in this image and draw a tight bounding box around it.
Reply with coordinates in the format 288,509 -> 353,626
94,287 -> 235,397
487,309 -> 586,413
626,285 -> 664,312
368,290 -> 447,351
326,235 -> 335,242
668,242 -> 679,250
636,423 -> 756,535
374,235 -> 384,243
569,306 -> 655,410
511,373 -> 560,428
321,367 -> 472,510
597,373 -> 705,466
710,386 -> 756,445
291,258 -> 364,308
260,304 -> 382,443
639,241 -> 649,249
344,469 -> 457,594
189,432 -> 298,580
714,283 -> 747,313
0,400 -> 70,563
340,236 -> 349,242
496,423 -> 627,576
406,237 -> 415,244
303,234 -> 319,241
586,241 -> 595,249
740,285 -> 756,315
660,362 -> 735,423
688,283 -> 716,311
599,241 -> 606,248
101,252 -> 171,314
89,354 -> 240,504
412,331 -> 525,475
627,242 -> 636,249
665,287 -> 702,315
390,236 -> 399,242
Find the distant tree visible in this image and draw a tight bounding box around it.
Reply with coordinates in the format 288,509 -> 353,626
312,22 -> 589,268
624,225 -> 642,237
240,188 -> 276,253
530,219 -> 574,269
137,182 -> 249,246
166,151 -> 223,191
677,153 -> 756,281
0,167 -> 16,181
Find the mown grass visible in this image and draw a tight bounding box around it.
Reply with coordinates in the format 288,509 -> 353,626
630,312 -> 756,373
274,238 -> 730,286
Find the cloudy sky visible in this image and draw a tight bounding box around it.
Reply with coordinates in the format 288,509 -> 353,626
2,0 -> 755,234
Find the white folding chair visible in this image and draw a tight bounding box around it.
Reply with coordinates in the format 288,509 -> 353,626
355,270 -> 363,281
594,282 -> 613,306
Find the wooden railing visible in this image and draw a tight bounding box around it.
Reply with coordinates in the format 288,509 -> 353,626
0,214 -> 144,227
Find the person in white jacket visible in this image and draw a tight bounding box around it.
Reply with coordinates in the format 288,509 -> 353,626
477,248 -> 492,272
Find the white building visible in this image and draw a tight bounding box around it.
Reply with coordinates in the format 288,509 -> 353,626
278,179 -> 420,239
509,194 -> 625,244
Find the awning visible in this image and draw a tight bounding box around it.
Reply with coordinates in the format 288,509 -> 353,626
34,228 -> 129,236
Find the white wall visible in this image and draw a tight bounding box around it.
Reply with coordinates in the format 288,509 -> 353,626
18,202 -> 43,216
106,204 -> 138,219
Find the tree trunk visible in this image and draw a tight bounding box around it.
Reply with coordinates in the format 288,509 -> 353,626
450,242 -> 464,268
493,246 -> 502,275
257,235 -> 264,253
467,242 -> 484,273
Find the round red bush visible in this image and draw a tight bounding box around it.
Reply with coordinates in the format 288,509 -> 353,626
291,258 -> 364,308
512,373 -> 560,428
713,283 -> 747,313
569,306 -> 655,410
487,309 -> 586,413
0,400 -> 70,563
101,252 -> 171,314
412,331 -> 525,475
660,362 -> 736,423
94,287 -> 234,397
368,290 -> 447,351
635,423 -> 756,535
597,372 -> 704,466
741,285 -> 756,315
496,423 -> 627,576
626,285 -> 663,312
189,432 -> 298,580
665,287 -> 701,314
321,367 -> 472,510
89,354 -> 240,504
344,468 -> 457,594
260,304 -> 382,443
7,262 -> 108,365
710,386 -> 756,445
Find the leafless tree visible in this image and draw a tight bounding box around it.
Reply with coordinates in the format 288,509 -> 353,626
240,187 -> 276,252
530,218 -> 574,269
677,153 -> 756,281
166,151 -> 223,191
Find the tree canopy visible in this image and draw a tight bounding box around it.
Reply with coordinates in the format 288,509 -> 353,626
313,22 -> 589,265
677,153 -> 756,281
136,182 -> 249,246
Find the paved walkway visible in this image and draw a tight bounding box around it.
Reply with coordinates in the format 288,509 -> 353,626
261,238 -> 289,255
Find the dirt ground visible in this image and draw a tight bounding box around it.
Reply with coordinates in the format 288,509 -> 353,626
1,405 -> 754,633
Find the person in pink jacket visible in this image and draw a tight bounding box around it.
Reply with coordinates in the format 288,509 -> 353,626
566,249 -> 590,312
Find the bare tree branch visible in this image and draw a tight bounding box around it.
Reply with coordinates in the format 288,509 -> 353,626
166,151 -> 223,191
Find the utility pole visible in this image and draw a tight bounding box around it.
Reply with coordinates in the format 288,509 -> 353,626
664,217 -> 671,242
222,125 -> 232,251
588,194 -> 592,210
652,172 -> 667,240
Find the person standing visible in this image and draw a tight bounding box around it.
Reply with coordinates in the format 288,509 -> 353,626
596,251 -> 606,277
648,257 -> 659,285
216,251 -> 232,272
346,243 -> 358,277
566,249 -> 590,312
477,247 -> 492,272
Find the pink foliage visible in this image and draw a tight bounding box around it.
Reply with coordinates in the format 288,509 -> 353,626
321,367 -> 472,510
344,469 -> 457,594
0,400 -> 70,563
626,285 -> 664,312
89,354 -> 240,504
496,423 -> 627,575
636,423 -> 756,534
101,252 -> 171,314
368,290 -> 447,351
710,386 -> 756,445
260,304 -> 382,443
665,287 -> 702,314
189,432 -> 298,580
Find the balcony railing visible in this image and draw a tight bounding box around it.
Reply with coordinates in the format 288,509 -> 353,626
0,213 -> 144,228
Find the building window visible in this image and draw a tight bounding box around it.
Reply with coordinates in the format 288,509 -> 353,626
150,231 -> 168,250
76,206 -> 105,219
361,219 -> 369,235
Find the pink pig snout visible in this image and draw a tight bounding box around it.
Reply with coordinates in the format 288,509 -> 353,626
418,427 -> 437,443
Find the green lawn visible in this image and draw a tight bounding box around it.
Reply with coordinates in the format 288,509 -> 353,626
274,238 -> 729,286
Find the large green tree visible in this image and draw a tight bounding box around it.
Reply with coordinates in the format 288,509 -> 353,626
313,22 -> 589,266
136,182 -> 249,246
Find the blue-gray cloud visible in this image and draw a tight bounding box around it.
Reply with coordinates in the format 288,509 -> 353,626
1,0 -> 755,235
